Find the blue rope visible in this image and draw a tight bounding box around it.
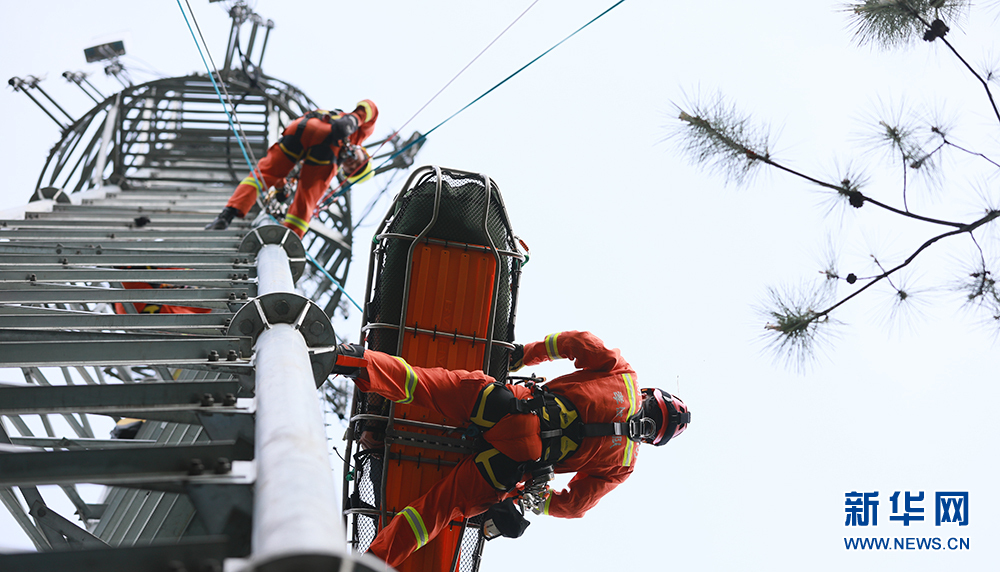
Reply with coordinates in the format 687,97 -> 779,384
305,251 -> 365,314
178,1 -> 363,315
175,0 -> 261,186
321,0 -> 627,206
260,212 -> 365,313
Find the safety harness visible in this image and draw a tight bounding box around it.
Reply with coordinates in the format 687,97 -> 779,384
469,381 -> 643,491
278,109 -> 356,164
520,383 -> 644,465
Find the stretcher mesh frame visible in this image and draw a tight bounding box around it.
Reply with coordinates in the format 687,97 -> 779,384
345,165 -> 525,571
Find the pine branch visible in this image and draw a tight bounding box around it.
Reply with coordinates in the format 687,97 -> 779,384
766,208 -> 1000,359
938,35 -> 1000,123
676,104 -> 968,228
945,140 -> 1000,169
675,2 -> 999,367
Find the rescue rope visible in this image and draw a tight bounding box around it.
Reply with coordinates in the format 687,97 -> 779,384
370,1 -> 540,160
177,2 -> 367,317
316,0 -> 627,212
258,213 -> 365,313
315,0 -> 541,210
175,0 -> 266,207
304,251 -> 365,314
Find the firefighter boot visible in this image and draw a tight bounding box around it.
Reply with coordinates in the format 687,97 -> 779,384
205,206 -> 240,230
332,343 -> 369,378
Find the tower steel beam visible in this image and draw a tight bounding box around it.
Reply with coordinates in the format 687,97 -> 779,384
0,380 -> 246,414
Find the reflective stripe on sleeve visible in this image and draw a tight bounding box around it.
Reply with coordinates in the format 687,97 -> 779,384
400,506 -> 429,549
542,493 -> 552,515
544,333 -> 560,360
393,356 -> 419,404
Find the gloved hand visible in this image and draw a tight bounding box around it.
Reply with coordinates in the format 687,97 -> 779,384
328,114 -> 359,142
338,143 -> 363,164
331,343 -> 368,378
508,344 -> 524,372
482,498 -> 531,540
273,179 -> 289,203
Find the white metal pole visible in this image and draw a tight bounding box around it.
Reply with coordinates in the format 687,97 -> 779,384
250,243 -> 346,571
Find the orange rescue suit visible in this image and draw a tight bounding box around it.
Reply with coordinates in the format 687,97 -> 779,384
354,331 -> 642,568
225,100 -> 378,237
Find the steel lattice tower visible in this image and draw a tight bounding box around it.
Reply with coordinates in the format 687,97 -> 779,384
0,4 -> 419,570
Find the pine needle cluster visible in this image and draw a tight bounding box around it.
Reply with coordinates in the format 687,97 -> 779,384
844,0 -> 970,48
671,96 -> 772,186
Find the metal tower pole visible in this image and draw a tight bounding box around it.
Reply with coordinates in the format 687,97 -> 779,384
249,241 -> 349,571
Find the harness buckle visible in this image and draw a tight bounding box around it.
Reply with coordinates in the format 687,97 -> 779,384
628,415 -> 656,441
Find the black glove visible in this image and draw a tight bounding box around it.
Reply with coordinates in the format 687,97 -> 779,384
331,343 -> 368,378
482,498 -> 530,541
508,344 -> 524,372
328,114 -> 359,143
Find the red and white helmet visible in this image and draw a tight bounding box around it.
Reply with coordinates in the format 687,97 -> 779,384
639,388 -> 690,446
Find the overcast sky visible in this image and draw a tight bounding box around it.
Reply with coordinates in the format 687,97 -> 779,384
2,1 -> 999,570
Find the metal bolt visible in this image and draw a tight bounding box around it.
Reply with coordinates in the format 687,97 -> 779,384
222,393 -> 237,406
241,273 -> 249,280
109,233 -> 115,239
214,457 -> 232,474
188,458 -> 205,476
200,393 -> 215,407
228,292 -> 236,301
240,292 -> 248,300
273,299 -> 290,316
226,349 -> 238,361
207,350 -> 220,362
309,320 -> 326,336
27,274 -> 36,282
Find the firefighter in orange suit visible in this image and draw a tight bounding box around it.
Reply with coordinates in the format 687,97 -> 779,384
332,331 -> 691,567
205,100 -> 378,237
